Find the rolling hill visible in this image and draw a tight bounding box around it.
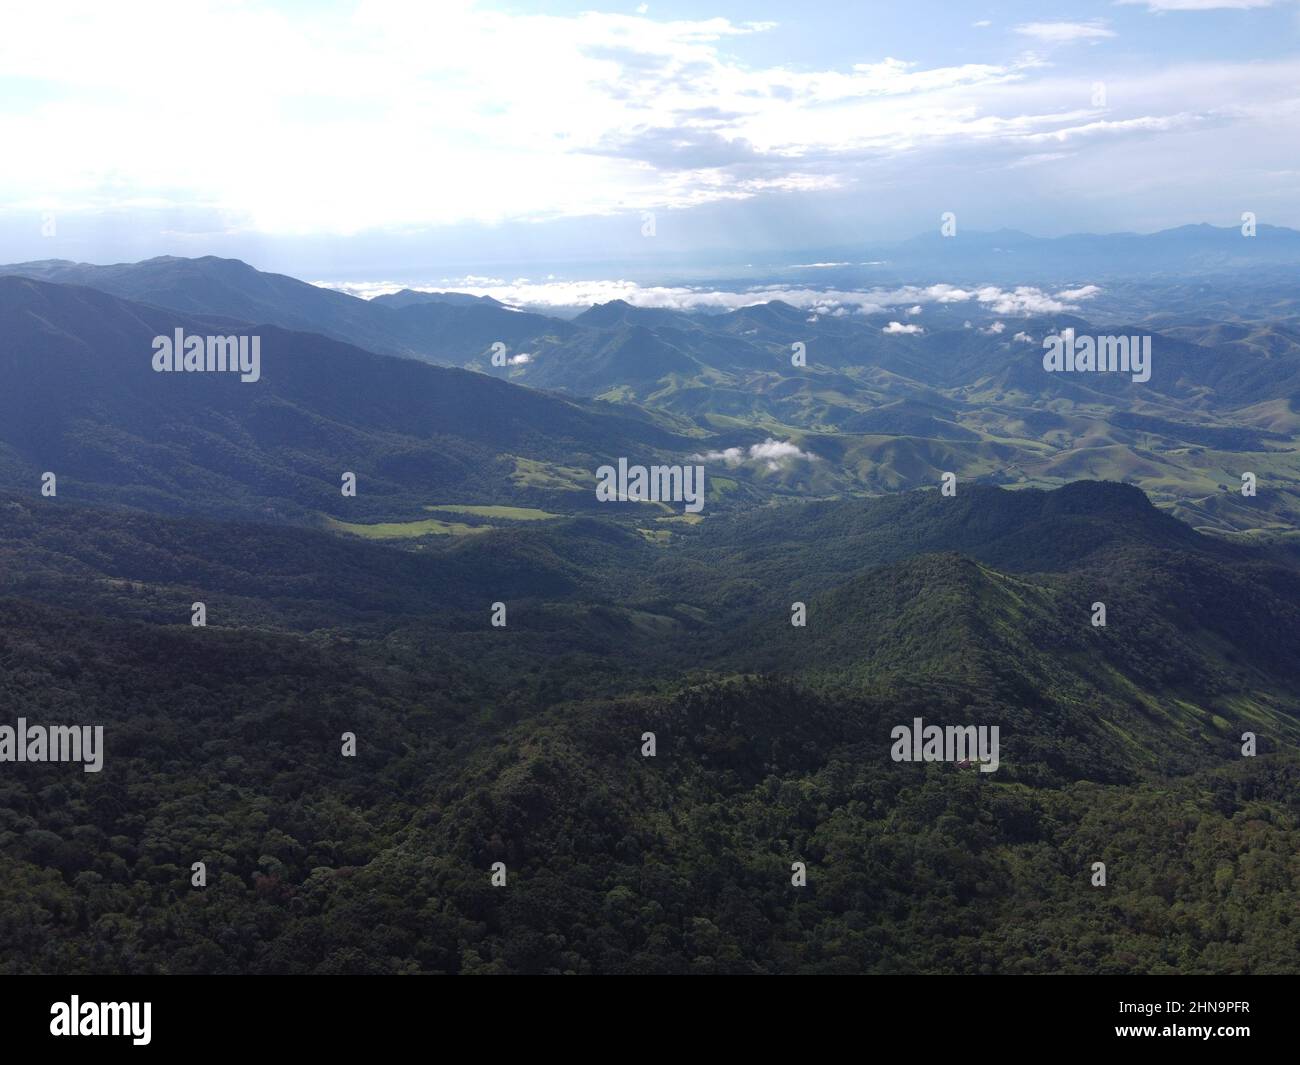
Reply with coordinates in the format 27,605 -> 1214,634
3,476 -> 1300,973
8,255 -> 1300,533
0,275 -> 718,521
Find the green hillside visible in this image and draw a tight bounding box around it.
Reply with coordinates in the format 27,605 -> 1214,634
3,479 -> 1300,973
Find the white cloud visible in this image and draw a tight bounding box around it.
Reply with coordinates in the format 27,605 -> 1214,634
981,321 -> 1006,334
507,352 -> 533,365
1016,113 -> 1202,145
750,439 -> 813,463
7,1 -> 1270,241
0,3 -> 788,233
1056,284 -> 1102,300
319,277 -> 1103,318
1014,21 -> 1116,43
883,321 -> 924,334
693,437 -> 818,471
1012,331 -> 1034,343
973,284 -> 1101,315
696,446 -> 745,465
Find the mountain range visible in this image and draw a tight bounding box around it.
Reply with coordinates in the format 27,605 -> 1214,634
2,248 -> 1300,974
5,253 -> 1300,535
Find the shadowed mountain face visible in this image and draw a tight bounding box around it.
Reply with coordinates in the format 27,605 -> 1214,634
0,255 -> 571,364
0,276 -> 709,520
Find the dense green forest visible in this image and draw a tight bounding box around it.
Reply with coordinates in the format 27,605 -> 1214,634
3,481 -> 1299,974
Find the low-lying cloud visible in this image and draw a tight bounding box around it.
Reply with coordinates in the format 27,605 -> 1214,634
321,278 -> 1102,318
693,437 -> 818,472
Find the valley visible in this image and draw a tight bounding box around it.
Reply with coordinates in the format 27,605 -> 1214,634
7,251 -> 1300,538
2,253 -> 1299,975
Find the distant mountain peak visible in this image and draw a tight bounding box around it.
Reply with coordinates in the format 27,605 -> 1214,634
572,298 -> 694,329
371,289 -> 503,310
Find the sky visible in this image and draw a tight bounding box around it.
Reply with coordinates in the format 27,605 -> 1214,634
2,0 -> 1298,279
